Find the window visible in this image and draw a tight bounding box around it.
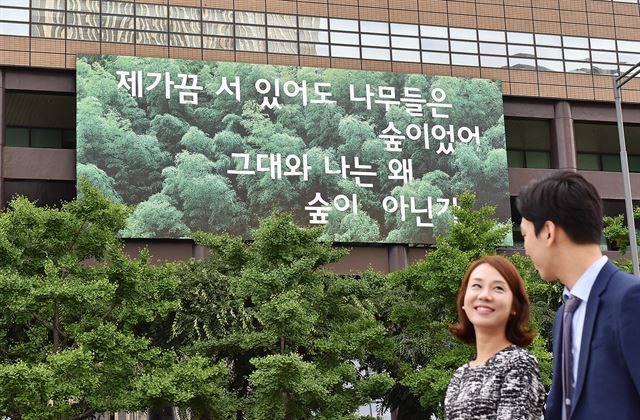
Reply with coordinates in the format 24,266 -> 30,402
505,118 -> 551,169
575,122 -> 640,172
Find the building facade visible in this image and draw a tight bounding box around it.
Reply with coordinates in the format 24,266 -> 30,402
2,0 -> 640,270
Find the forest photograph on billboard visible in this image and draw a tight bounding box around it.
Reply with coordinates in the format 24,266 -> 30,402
76,54 -> 510,244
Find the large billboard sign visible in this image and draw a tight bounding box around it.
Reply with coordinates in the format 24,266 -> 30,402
76,54 -> 510,244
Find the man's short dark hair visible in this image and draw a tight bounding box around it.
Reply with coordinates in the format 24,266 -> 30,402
516,171 -> 603,244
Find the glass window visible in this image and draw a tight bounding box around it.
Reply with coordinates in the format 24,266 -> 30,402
31,128 -> 62,148
31,23 -> 64,38
391,36 -> 419,49
390,23 -> 418,36
137,31 -> 167,46
451,54 -> 479,66
0,21 -> 28,35
330,18 -> 358,32
577,153 -> 601,171
66,13 -> 99,27
508,45 -> 534,57
509,57 -> 536,69
0,0 -> 29,6
451,40 -> 477,54
362,47 -> 390,61
450,27 -> 476,40
590,37 -> 615,50
136,4 -> 167,18
331,32 -> 359,45
267,27 -> 297,41
563,36 -> 589,49
420,25 -> 447,39
481,55 -> 508,68
170,6 -> 200,20
525,151 -> 550,168
505,118 -> 551,168
564,48 -> 590,61
67,0 -> 99,12
479,29 -> 505,43
422,51 -> 449,64
137,18 -> 168,32
629,156 -> 640,172
299,29 -> 327,43
202,8 -> 233,23
507,32 -> 533,44
236,25 -> 265,38
236,38 -> 266,52
170,34 -> 201,48
32,0 -> 65,10
63,129 -> 75,149
602,155 -> 622,172
300,43 -> 329,56
362,34 -> 388,47
537,60 -> 564,72
536,46 -> 562,59
170,20 -> 201,35
267,13 -> 296,27
535,34 -> 561,46
591,63 -> 618,75
591,51 -> 617,63
618,40 -> 640,52
565,61 -> 591,73
480,42 -> 506,55
392,49 -> 420,62
0,7 -> 29,21
619,52 -> 640,65
66,26 -> 99,41
422,38 -> 449,51
102,1 -> 134,15
31,10 -> 65,24
331,45 -> 359,58
102,15 -> 134,30
507,150 -> 525,168
102,29 -> 134,43
235,11 -> 265,25
361,20 -> 388,34
6,127 -> 29,147
268,40 -> 297,54
203,36 -> 233,50
298,16 -> 327,30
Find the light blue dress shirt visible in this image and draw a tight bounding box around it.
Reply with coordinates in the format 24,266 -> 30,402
563,255 -> 608,385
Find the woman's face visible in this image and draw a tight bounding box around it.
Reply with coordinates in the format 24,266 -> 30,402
463,263 -> 514,334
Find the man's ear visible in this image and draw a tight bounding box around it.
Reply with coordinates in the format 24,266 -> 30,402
543,220 -> 556,245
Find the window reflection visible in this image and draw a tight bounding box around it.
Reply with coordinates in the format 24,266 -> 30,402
392,36 -> 419,50
564,49 -> 590,61
31,10 -> 65,24
420,25 -> 447,38
136,31 -> 167,46
480,43 -> 506,55
451,54 -> 478,66
203,9 -> 233,23
268,14 -> 296,27
423,51 -> 450,64
563,36 -> 589,49
267,27 -> 296,41
299,16 -> 327,30
479,30 -> 505,42
362,34 -> 389,47
136,4 -> 167,18
300,43 -> 329,56
393,49 -> 420,62
361,20 -> 388,34
330,18 -> 358,32
331,45 -> 359,58
537,60 -> 564,72
535,34 -> 560,46
536,47 -> 562,59
331,32 -> 359,45
170,34 -> 201,48
450,27 -> 476,40
203,36 -> 233,50
391,23 -> 418,36
31,23 -> 63,37
507,32 -> 533,45
268,40 -> 297,54
509,45 -> 534,58
362,47 -> 390,60
236,38 -> 266,52
137,18 -> 168,32
422,38 -> 449,52
451,40 -> 477,54
509,57 -> 536,70
0,7 -> 29,21
481,56 -> 507,68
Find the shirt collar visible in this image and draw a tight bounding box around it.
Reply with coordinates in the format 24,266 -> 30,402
563,255 -> 608,302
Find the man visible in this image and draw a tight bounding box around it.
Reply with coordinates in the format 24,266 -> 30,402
516,170 -> 640,420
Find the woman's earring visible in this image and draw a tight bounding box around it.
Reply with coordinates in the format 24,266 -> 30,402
462,306 -> 465,310
511,311 -> 516,316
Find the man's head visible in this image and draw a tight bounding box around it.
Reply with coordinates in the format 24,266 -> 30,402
516,171 -> 603,280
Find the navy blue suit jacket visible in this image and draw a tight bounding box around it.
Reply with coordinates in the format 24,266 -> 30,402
546,261 -> 640,419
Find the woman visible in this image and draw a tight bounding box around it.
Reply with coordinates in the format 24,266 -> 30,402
445,255 -> 545,420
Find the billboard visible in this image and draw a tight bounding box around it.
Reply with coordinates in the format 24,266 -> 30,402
76,54 -> 510,244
